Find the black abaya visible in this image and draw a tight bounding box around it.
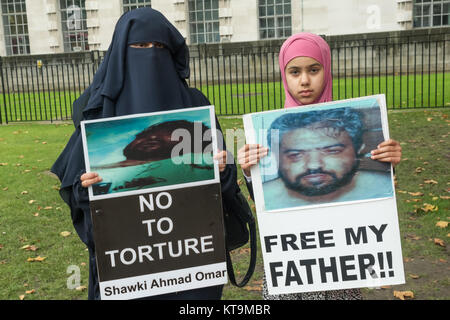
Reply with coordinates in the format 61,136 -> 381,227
51,8 -> 238,300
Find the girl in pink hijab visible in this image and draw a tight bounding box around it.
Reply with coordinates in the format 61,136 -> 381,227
280,32 -> 332,107
238,33 -> 402,300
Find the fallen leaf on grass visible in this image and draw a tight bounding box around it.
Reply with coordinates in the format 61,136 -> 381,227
19,295 -> 25,300
28,200 -> 36,204
409,274 -> 420,279
60,231 -> 71,237
27,256 -> 46,262
416,203 -> 439,213
415,167 -> 424,173
393,290 -> 414,300
424,179 -> 438,185
408,192 -> 424,196
20,245 -> 38,251
436,221 -> 449,228
406,234 -> 421,241
243,286 -> 262,292
239,248 -> 250,254
25,289 -> 35,294
76,286 -> 87,291
440,196 -> 450,200
434,238 -> 445,247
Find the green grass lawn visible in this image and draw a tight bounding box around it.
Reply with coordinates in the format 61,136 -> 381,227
200,72 -> 450,115
1,73 -> 449,123
0,108 -> 448,300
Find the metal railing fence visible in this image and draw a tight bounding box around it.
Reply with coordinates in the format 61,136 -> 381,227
0,35 -> 448,124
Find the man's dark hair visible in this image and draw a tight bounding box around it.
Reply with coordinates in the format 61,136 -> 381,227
267,107 -> 364,153
123,119 -> 211,160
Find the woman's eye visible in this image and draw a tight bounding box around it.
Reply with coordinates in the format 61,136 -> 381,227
130,42 -> 160,48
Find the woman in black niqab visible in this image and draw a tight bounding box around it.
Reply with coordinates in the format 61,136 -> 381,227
51,8 -> 237,300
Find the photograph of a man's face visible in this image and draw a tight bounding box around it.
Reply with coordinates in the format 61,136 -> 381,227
251,99 -> 394,211
82,107 -> 217,198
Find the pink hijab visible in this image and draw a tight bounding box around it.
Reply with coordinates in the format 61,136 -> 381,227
279,32 -> 332,108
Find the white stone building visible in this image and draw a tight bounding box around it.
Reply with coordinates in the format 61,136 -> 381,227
0,0 -> 448,56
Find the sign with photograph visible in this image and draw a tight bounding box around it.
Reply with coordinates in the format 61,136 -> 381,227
80,106 -> 227,299
243,95 -> 405,295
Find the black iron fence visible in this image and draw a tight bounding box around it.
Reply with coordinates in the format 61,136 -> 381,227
0,31 -> 449,124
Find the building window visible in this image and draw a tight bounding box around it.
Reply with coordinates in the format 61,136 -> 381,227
413,0 -> 450,28
259,0 -> 291,39
60,0 -> 89,52
188,0 -> 219,44
123,0 -> 151,13
1,0 -> 30,55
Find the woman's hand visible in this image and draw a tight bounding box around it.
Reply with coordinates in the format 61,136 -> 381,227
80,172 -> 103,188
370,139 -> 402,167
237,144 -> 269,177
214,150 -> 227,172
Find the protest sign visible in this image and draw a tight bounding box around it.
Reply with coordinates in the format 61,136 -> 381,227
243,95 -> 405,295
81,106 -> 227,299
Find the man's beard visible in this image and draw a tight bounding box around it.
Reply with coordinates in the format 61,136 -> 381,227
279,161 -> 360,197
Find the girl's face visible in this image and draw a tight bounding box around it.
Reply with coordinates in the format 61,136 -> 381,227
285,56 -> 325,105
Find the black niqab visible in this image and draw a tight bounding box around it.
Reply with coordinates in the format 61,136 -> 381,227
83,7 -> 193,120
53,8 -> 202,193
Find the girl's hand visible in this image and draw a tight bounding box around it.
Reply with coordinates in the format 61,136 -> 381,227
370,139 -> 402,167
214,150 -> 227,172
80,172 -> 103,188
237,144 -> 269,177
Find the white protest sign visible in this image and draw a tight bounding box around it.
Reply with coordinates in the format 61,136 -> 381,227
243,95 -> 405,295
